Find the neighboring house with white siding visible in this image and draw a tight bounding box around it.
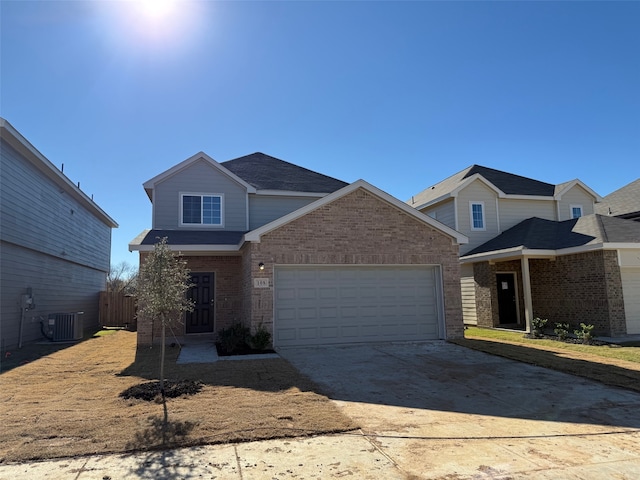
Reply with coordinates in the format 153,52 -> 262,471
130,152 -> 467,347
0,118 -> 118,350
595,178 -> 640,222
409,165 -> 640,338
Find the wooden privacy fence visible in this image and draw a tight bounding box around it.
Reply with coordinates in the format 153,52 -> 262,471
99,291 -> 137,330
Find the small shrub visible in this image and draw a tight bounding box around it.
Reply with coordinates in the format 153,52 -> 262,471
219,323 -> 250,353
531,317 -> 548,337
575,323 -> 595,344
249,324 -> 272,351
554,322 -> 570,341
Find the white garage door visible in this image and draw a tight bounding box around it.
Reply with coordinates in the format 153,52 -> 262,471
274,265 -> 442,347
622,267 -> 640,334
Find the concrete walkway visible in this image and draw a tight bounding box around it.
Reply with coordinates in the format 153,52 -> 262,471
2,342 -> 640,479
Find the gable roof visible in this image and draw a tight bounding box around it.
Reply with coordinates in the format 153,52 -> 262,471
408,164 -> 600,209
143,152 -> 256,201
222,152 -> 349,193
461,214 -> 640,261
0,118 -> 118,228
245,179 -> 468,244
595,178 -> 640,219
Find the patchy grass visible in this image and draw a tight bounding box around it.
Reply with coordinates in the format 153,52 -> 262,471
0,331 -> 357,464
451,327 -> 640,393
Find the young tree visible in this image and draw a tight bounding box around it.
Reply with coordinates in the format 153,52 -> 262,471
136,237 -> 193,427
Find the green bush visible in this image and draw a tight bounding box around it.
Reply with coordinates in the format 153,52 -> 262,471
531,317 -> 548,337
249,324 -> 272,351
219,323 -> 250,353
574,323 -> 595,344
554,322 -> 570,341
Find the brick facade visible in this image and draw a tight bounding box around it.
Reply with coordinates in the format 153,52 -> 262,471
246,188 -> 464,339
472,250 -> 627,336
137,187 -> 465,345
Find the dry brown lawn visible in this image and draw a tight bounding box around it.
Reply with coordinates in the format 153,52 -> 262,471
0,331 -> 357,463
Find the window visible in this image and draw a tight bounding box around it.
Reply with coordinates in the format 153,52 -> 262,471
181,194 -> 223,226
570,204 -> 583,219
470,202 -> 485,230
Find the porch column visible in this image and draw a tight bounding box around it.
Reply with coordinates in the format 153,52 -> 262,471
521,256 -> 533,333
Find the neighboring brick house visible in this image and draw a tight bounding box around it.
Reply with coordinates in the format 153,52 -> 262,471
130,152 -> 468,347
1,118 -> 118,349
409,165 -> 640,337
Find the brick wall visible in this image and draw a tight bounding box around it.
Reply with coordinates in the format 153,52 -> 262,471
137,252 -> 243,345
528,251 -> 625,336
248,188 -> 464,339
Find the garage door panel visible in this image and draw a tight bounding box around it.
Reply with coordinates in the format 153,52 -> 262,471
622,267 -> 640,335
274,265 -> 442,347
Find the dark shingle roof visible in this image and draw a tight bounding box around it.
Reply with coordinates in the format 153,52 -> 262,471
463,214 -> 640,257
463,165 -> 555,196
138,229 -> 246,246
409,164 -> 556,207
222,152 -> 348,193
595,178 -> 640,219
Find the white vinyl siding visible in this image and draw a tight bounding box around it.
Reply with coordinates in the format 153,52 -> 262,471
421,199 -> 455,230
460,263 -> 477,325
274,265 -> 442,347
557,185 -> 595,221
248,195 -> 320,230
457,180 -> 499,254
153,158 -> 247,230
498,198 -> 556,231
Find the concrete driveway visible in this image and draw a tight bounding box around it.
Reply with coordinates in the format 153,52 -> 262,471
279,341 -> 640,479
3,341 -> 640,479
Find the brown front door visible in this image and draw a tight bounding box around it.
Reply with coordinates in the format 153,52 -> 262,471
186,272 -> 215,334
496,273 -> 518,325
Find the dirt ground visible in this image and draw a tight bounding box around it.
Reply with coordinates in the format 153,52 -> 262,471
450,336 -> 640,393
0,331 -> 356,463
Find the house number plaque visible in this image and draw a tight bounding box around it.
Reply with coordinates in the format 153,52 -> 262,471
254,278 -> 270,288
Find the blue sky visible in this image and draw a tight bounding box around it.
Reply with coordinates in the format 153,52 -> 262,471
2,0 -> 639,268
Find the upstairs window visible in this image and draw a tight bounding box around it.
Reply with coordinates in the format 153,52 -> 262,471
181,194 -> 223,226
570,204 -> 583,219
470,202 -> 485,230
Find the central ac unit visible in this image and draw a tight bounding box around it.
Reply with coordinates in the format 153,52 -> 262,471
47,312 -> 84,341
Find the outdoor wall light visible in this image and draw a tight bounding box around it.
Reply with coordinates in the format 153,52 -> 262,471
259,262 -> 265,270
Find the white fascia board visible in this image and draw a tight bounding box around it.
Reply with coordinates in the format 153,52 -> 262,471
409,193 -> 452,211
245,179 -> 469,245
129,243 -> 242,253
554,179 -> 602,202
0,118 -> 119,228
451,173 -> 504,198
460,242 -> 640,264
501,194 -> 555,201
142,152 -> 257,196
254,190 -> 330,198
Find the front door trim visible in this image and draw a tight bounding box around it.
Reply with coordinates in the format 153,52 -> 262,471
496,271 -> 520,325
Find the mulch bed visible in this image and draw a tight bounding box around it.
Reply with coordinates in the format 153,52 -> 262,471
120,380 -> 203,401
215,342 -> 276,357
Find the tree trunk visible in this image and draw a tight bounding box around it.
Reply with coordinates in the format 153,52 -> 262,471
160,315 -> 168,441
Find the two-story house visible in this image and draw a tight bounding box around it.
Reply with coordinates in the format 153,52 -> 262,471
409,165 -> 640,337
129,152 -> 468,347
1,118 -> 118,350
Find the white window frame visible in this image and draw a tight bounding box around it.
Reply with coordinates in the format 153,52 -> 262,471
469,201 -> 486,231
570,204 -> 583,219
180,192 -> 225,227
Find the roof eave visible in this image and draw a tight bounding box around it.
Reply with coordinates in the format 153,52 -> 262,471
245,179 -> 469,245
0,118 -> 119,228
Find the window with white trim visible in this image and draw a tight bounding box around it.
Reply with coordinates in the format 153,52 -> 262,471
470,202 -> 485,230
570,204 -> 583,219
181,194 -> 223,226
